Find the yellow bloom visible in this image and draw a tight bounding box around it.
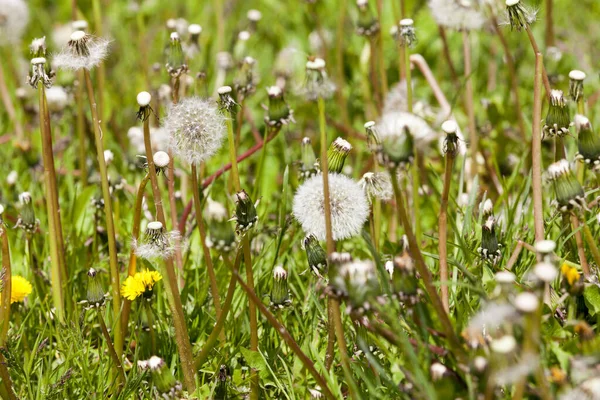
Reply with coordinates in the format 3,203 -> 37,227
11,275 -> 32,304
561,263 -> 580,286
121,269 -> 162,301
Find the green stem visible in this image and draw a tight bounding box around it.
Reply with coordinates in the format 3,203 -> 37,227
98,310 -> 126,387
582,222 -> 600,271
76,70 -> 88,185
332,299 -> 359,399
84,70 -> 123,358
532,53 -> 545,243
439,151 -> 455,314
141,108 -> 196,391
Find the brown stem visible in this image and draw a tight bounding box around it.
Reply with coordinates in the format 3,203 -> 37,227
525,27 -> 552,97
243,238 -> 259,400
532,54 -> 545,243
545,0 -> 555,47
439,151 -> 455,313
76,71 -> 88,185
409,54 -> 451,117
0,62 -> 24,143
335,0 -> 349,126
505,241 -> 524,270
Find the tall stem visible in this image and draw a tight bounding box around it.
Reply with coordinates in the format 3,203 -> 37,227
335,0 -> 349,125
463,30 -> 478,184
525,27 -> 552,97
532,54 -> 545,243
169,78 -> 184,282
545,0 -> 555,47
98,310 -> 126,387
142,111 -> 196,390
76,71 -> 88,185
0,226 -> 12,346
571,216 -> 590,276
438,152 -> 455,313
376,0 -> 388,98
582,222 -> 600,271
0,62 -> 24,144
38,85 -> 65,323
190,164 -> 222,323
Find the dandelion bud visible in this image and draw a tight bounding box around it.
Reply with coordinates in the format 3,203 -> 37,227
543,90 -> 571,138
514,292 -> 539,313
356,0 -> 379,37
135,221 -> 180,260
54,31 -> 109,71
560,263 -> 583,295
265,86 -> 294,127
30,36 -> 47,58
398,19 -> 417,48
575,115 -> 600,170
505,0 -> 536,31
300,137 -> 320,179
327,137 -> 352,173
145,356 -> 182,397
234,190 -> 258,235
270,266 -> 291,308
569,70 -> 586,102
358,172 -> 393,203
478,216 -> 501,264
533,261 -> 558,283
547,159 -> 586,212
16,192 -> 37,234
166,32 -> 187,77
217,86 -> 237,113
86,268 -> 106,308
442,120 -> 459,157
206,198 -> 236,253
303,234 -> 328,278
303,58 -> 336,101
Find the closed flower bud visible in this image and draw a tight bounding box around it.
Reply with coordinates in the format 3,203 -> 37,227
300,137 -> 320,179
547,159 -> 586,212
270,266 -> 291,308
356,0 -> 379,37
303,234 -> 328,278
134,221 -> 180,260
543,90 -> 571,138
302,58 -> 336,101
166,32 -> 187,77
575,115 -> 600,170
86,268 -> 106,308
478,216 -> 501,264
265,86 -> 294,127
569,70 -> 586,102
327,137 -> 352,173
16,192 -> 37,234
205,198 -> 236,253
234,190 -> 258,235
505,0 -> 537,32
143,356 -> 182,397
481,198 -> 494,218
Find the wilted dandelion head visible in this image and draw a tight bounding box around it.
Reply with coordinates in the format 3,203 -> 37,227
121,269 -> 162,301
543,90 -> 571,138
547,159 -> 586,212
292,173 -> 369,241
358,172 -> 393,202
575,114 -> 600,170
11,275 -> 32,304
163,96 -> 226,165
300,58 -> 336,101
504,0 -> 538,31
134,221 -> 180,260
428,0 -> 486,31
569,70 -> 586,102
53,31 -> 110,70
0,0 -> 29,46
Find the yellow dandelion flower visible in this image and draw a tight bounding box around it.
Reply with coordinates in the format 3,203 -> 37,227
11,275 -> 32,304
121,269 -> 162,301
560,263 -> 580,286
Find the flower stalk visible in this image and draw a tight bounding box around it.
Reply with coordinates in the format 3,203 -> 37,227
532,53 -> 545,243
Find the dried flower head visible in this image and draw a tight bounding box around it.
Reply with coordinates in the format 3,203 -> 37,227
504,0 -> 537,31
28,57 -> 52,89
428,0 -> 485,31
152,151 -> 170,174
356,0 -> 379,36
303,234 -> 328,278
16,192 -> 38,234
301,58 -> 336,101
569,70 -> 586,102
234,56 -> 259,98
30,36 -> 47,57
134,221 -> 180,260
165,31 -> 187,77
478,216 -> 502,263
0,0 -> 29,46
292,173 -> 369,241
163,96 -> 226,165
53,31 -> 110,70
271,266 -> 291,308
397,19 -> 417,48
217,85 -> 238,114
358,172 -> 393,202
547,159 -> 586,212
121,269 -> 162,301
86,268 -> 106,308
264,86 -> 294,127
575,115 -> 600,170
327,137 -> 352,173
300,137 -> 320,179
543,90 -> 571,138
233,190 -> 258,235
11,275 -> 32,304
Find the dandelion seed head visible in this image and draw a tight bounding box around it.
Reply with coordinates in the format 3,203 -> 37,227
358,172 -> 393,202
53,32 -> 110,70
45,86 -> 69,112
134,222 -> 180,260
163,96 -> 226,165
428,0 -> 486,31
377,111 -> 437,148
292,173 -> 369,241
137,91 -> 151,107
0,0 -> 29,46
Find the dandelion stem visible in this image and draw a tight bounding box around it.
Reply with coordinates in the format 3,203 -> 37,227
0,62 -> 24,144
525,27 -> 552,97
332,299 -> 359,399
335,0 -> 349,125
76,70 -> 88,185
438,26 -> 459,86
97,310 -> 126,387
84,69 -> 123,359
463,30 -> 478,183
389,167 -> 465,360
141,107 -> 196,391
194,253 -> 240,369
38,84 -> 66,323
0,226 -> 12,346
545,0 -> 555,47
376,0 -> 388,98
439,147 -> 455,314
532,53 -> 545,243
191,163 -> 223,327
571,215 -> 590,276
581,221 -> 600,271
225,264 -> 337,400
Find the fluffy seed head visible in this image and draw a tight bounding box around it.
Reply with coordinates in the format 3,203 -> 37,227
163,97 -> 226,165
134,222 -> 180,260
428,0 -> 485,31
293,173 -> 369,241
137,91 -> 151,107
0,0 -> 29,46
53,31 -> 110,70
153,151 -> 170,169
377,111 -> 436,148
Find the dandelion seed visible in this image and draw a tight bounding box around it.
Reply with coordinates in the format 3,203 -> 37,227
163,96 -> 226,165
53,31 -> 110,71
121,269 -> 162,301
11,275 -> 32,304
292,173 -> 369,241
428,0 -> 485,31
134,221 -> 180,260
0,0 -> 29,46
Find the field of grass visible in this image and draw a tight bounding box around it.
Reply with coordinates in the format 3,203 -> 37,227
1,0 -> 600,398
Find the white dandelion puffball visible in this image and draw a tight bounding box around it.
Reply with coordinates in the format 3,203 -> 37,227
292,173 -> 369,241
0,0 -> 29,46
163,96 -> 226,165
377,111 -> 437,148
53,31 -> 110,70
428,0 -> 486,31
